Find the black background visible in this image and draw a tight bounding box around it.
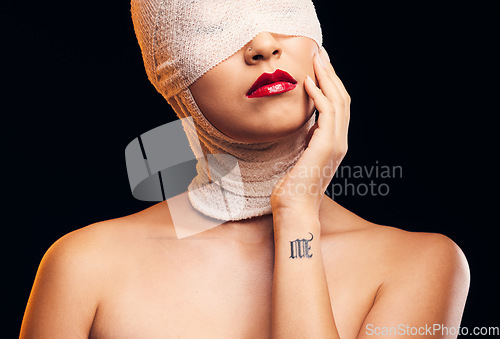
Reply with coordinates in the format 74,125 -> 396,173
6,1 -> 498,337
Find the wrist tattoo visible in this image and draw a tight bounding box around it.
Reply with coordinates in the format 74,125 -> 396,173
289,232 -> 314,259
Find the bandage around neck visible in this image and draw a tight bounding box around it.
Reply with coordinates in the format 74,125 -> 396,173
130,0 -> 323,221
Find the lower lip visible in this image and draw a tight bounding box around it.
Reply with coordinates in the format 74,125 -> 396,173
246,82 -> 297,98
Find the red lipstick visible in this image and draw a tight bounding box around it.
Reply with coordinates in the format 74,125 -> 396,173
246,69 -> 297,98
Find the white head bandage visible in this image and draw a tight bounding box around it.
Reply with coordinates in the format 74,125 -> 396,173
130,0 -> 323,222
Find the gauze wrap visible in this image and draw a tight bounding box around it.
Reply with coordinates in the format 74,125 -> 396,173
130,0 -> 323,221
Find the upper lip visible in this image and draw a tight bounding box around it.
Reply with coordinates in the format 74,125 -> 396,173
246,69 -> 297,96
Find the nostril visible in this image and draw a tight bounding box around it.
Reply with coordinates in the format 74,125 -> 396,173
272,50 -> 279,55
252,55 -> 263,61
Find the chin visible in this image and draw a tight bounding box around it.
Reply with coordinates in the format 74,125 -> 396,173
239,94 -> 314,142
246,110 -> 312,142
220,90 -> 315,142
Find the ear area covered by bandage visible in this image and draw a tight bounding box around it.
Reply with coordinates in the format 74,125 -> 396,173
128,0 -> 323,237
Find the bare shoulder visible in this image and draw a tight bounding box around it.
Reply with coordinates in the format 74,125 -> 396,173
45,202 -> 178,267
368,224 -> 469,281
21,203 -> 174,338
35,210 -> 152,286
320,197 -> 470,334
320,197 -> 469,284
356,225 -> 470,333
328,218 -> 470,288
20,221 -> 116,337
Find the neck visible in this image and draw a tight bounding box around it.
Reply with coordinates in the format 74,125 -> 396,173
208,213 -> 275,245
173,88 -> 316,222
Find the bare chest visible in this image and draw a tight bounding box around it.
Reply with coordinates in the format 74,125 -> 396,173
89,237 -> 380,338
90,240 -> 274,338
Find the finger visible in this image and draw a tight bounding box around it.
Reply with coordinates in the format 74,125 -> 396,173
331,72 -> 351,107
303,76 -> 340,164
314,52 -> 350,132
317,48 -> 350,144
311,54 -> 346,138
320,47 -> 351,105
333,77 -> 350,144
313,53 -> 344,106
335,107 -> 349,153
304,75 -> 335,131
333,87 -> 349,152
313,54 -> 350,146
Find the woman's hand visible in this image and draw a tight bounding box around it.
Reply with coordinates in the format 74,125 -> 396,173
271,46 -> 351,219
270,47 -> 346,338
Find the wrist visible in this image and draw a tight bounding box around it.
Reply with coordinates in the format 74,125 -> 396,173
273,210 -> 321,239
272,204 -> 318,220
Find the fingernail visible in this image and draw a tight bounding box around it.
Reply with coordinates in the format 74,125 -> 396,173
320,46 -> 330,63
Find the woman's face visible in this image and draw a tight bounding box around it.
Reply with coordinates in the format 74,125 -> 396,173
189,32 -> 320,143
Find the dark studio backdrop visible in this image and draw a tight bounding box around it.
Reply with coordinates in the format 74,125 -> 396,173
6,1 -> 497,337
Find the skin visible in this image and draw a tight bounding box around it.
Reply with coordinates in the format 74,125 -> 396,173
20,33 -> 470,338
189,32 -> 317,142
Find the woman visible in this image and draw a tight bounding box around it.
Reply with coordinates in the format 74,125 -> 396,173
20,0 -> 470,337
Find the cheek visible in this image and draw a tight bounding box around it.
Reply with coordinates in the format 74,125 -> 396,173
190,61 -> 248,119
190,79 -> 246,138
283,39 -> 317,82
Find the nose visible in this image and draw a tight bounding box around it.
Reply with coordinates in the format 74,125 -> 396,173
244,32 -> 283,65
